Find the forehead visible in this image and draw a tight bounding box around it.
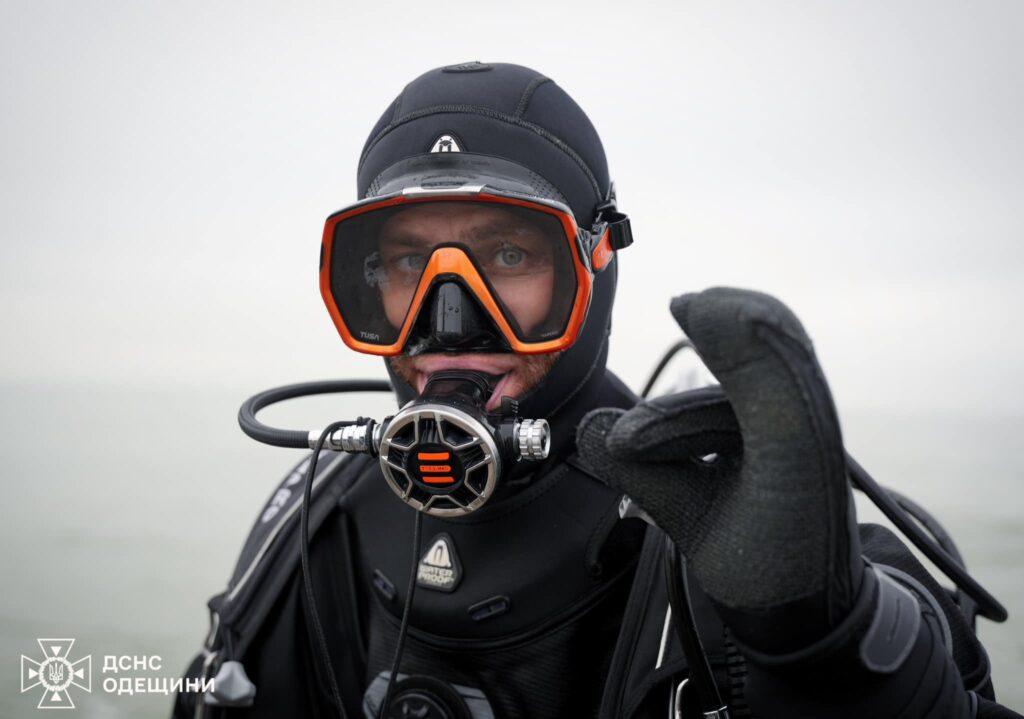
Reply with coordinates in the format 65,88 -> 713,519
379,202 -> 541,239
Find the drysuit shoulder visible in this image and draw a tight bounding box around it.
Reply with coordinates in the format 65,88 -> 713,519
174,451 -> 377,718
206,451 -> 375,649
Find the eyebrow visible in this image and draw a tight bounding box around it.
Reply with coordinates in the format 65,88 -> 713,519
379,233 -> 427,249
381,220 -> 542,248
463,220 -> 543,242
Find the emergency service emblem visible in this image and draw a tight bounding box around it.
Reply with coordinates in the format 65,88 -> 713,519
21,638 -> 92,709
416,533 -> 462,592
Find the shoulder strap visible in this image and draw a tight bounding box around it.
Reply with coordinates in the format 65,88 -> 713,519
204,450 -> 374,656
598,524 -> 667,718
576,442 -> 736,719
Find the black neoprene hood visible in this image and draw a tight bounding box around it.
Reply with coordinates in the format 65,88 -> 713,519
358,61 -> 621,424
357,61 -> 611,227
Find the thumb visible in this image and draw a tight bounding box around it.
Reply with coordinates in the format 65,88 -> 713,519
669,287 -> 845,468
576,407 -> 725,556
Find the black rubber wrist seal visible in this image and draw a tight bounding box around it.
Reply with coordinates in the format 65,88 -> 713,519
735,563 -> 922,676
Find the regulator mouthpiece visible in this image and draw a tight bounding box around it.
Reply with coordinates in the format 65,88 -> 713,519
317,371 -> 550,516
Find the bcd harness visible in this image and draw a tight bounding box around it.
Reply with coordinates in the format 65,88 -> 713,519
192,448 -> 994,719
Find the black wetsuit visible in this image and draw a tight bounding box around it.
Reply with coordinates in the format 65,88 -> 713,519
172,369 -> 1019,719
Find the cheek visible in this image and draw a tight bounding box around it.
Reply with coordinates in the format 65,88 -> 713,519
497,271 -> 554,334
381,286 -> 413,329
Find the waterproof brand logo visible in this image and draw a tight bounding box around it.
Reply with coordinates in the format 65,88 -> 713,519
416,533 -> 462,592
21,638 -> 92,709
429,134 -> 462,153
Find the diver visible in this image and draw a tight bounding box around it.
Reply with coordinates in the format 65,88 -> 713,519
173,62 -> 1021,718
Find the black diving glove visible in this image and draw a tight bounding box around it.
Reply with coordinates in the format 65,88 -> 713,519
577,287 -> 865,656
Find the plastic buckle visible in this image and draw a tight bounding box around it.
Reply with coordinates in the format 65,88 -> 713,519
592,196 -> 633,253
604,211 -> 633,251
204,660 -> 256,708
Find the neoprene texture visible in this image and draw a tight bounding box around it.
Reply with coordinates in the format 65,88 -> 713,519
577,287 -> 864,652
358,63 -> 608,227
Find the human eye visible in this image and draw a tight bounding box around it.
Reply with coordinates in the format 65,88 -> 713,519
494,245 -> 527,269
387,252 -> 428,278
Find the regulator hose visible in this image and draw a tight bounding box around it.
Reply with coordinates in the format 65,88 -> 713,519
642,340 -> 1007,624
238,379 -> 392,448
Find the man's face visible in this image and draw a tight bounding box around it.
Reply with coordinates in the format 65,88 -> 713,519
380,202 -> 561,410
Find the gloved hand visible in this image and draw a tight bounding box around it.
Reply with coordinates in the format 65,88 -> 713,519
577,287 -> 865,655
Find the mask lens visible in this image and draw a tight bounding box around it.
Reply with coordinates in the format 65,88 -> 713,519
327,199 -> 578,348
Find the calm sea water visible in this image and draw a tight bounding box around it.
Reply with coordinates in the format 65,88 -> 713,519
1,382 -> 1022,717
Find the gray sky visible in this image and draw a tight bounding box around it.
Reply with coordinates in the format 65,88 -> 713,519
2,0 -> 1022,414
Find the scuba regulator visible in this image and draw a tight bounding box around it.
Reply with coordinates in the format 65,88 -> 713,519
238,370 -> 550,517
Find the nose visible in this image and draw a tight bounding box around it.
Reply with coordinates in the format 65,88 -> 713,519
405,280 -> 510,354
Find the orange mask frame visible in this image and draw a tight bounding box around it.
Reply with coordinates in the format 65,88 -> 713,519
319,189 -> 614,356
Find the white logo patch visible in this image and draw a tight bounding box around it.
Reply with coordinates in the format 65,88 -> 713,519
416,533 -> 462,592
430,134 -> 462,153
